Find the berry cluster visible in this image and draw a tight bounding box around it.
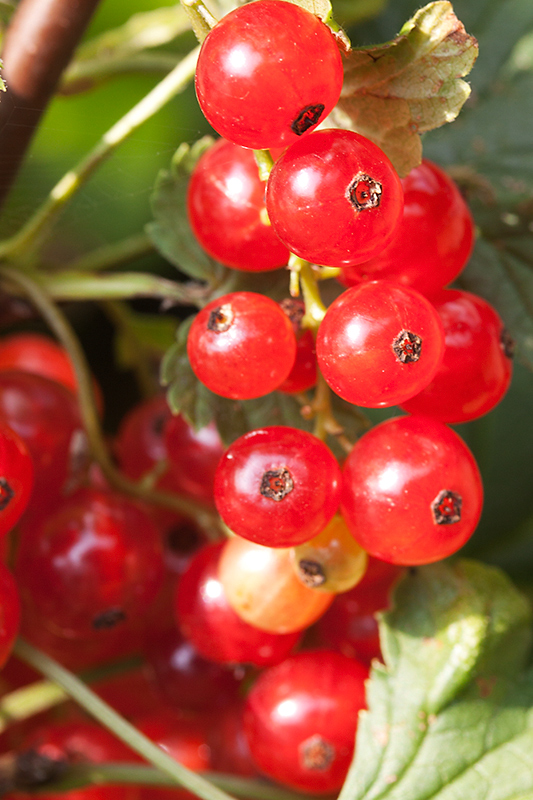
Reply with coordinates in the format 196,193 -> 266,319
0,1 -> 514,798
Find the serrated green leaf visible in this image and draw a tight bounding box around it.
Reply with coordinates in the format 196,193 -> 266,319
339,560 -> 533,800
332,1 -> 478,176
147,138 -> 229,283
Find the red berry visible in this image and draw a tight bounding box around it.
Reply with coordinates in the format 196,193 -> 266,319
266,129 -> 404,267
341,415 -> 484,565
175,541 -> 301,667
187,139 -> 289,271
340,160 -> 474,294
195,0 -> 343,150
143,622 -> 242,712
0,420 -> 33,538
316,281 -> 445,408
16,487 -> 165,639
401,289 -> 513,422
315,557 -> 403,663
244,650 -> 368,794
214,426 -> 342,547
164,413 -> 224,505
0,371 -> 83,515
187,292 -> 297,400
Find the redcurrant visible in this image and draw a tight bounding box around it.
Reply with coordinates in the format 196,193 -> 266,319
341,415 -> 484,565
214,426 -> 342,547
340,160 -> 474,294
187,138 -> 289,271
195,0 -> 343,150
266,129 -> 404,267
316,281 -> 445,408
187,292 -> 296,400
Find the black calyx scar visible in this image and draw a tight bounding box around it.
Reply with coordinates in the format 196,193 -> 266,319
291,104 -> 325,136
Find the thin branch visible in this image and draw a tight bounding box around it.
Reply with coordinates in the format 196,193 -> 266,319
0,45 -> 200,263
0,0 -> 102,206
14,639 -> 239,800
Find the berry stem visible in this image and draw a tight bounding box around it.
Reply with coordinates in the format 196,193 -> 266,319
56,232 -> 155,273
180,0 -> 218,42
14,639 -> 239,800
0,45 -> 200,265
254,149 -> 274,182
29,764 -> 304,800
0,680 -> 67,735
42,270 -> 206,305
294,257 -> 327,332
0,266 -> 220,531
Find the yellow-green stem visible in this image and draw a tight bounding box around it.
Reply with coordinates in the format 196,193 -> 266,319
15,640 -> 238,800
0,46 -> 200,265
0,266 -> 219,531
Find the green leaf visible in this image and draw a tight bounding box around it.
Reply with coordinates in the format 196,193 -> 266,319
146,138 -> 228,283
332,1 -> 478,176
340,560 -> 533,800
114,309 -> 177,371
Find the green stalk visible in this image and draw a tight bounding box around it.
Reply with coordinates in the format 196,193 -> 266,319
14,640 -> 238,800
0,46 -> 200,264
44,270 -> 205,305
0,266 -> 219,530
31,764 -> 303,800
58,232 -> 155,273
0,681 -> 67,734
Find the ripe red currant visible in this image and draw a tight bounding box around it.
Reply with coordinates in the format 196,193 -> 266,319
187,292 -> 297,400
16,487 -> 165,639
243,650 -> 368,794
401,289 -> 513,422
187,138 -> 289,271
195,0 -> 343,150
341,415 -> 483,565
266,129 -> 404,267
316,281 -> 445,408
340,160 -> 474,294
214,426 -> 342,547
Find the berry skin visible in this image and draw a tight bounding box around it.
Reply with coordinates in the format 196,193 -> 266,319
341,415 -> 484,565
0,371 -> 83,516
175,541 -> 301,667
214,426 -> 342,547
218,536 -> 334,634
290,514 -> 368,593
340,160 -> 475,295
187,139 -> 289,271
315,557 -> 403,663
316,281 -> 445,408
266,129 -> 404,267
401,289 -> 513,423
15,487 -> 165,640
195,0 -> 343,150
243,650 -> 368,794
0,420 -> 33,539
187,292 -> 297,400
